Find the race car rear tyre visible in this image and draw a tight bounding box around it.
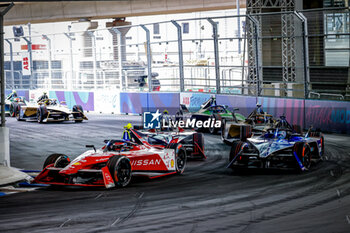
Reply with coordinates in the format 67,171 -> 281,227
292,124 -> 302,134
168,143 -> 187,174
9,103 -> 18,117
221,118 -> 227,141
293,142 -> 312,171
320,135 -> 325,156
209,116 -> 218,134
107,155 -> 132,187
43,154 -> 71,169
229,141 -> 244,166
194,133 -> 205,159
16,105 -> 23,121
72,105 -> 84,123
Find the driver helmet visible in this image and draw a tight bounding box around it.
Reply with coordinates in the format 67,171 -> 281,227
12,90 -> 16,94
124,123 -> 133,130
256,102 -> 261,107
163,109 -> 169,115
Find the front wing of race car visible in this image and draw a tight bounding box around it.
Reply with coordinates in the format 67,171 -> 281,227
33,164 -> 112,188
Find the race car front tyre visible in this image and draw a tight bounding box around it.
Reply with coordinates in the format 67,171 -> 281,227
43,154 -> 71,169
72,105 -> 84,123
37,106 -> 48,123
168,143 -> 187,174
229,141 -> 245,168
107,155 -> 132,187
293,142 -> 312,171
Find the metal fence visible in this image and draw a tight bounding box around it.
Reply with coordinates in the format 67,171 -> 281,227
3,8 -> 350,101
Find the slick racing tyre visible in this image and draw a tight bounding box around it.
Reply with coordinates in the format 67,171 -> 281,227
229,141 -> 244,168
209,115 -> 218,134
221,118 -> 227,141
168,143 -> 187,174
72,105 -> 84,123
320,135 -> 325,156
292,124 -> 302,134
293,142 -> 312,171
37,106 -> 48,123
107,155 -> 132,187
16,105 -> 23,121
9,102 -> 18,117
194,133 -> 205,159
43,154 -> 71,169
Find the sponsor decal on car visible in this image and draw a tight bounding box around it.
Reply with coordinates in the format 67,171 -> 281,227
131,159 -> 162,166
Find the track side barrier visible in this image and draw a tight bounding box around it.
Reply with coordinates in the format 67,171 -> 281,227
28,90 -> 95,112
5,89 -> 350,134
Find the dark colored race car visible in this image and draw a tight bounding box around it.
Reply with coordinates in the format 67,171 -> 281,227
32,128 -> 187,188
227,116 -> 325,172
176,96 -> 245,134
221,104 -> 276,143
5,96 -> 26,117
133,124 -> 206,160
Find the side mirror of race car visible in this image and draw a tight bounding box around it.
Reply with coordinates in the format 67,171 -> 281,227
86,145 -> 96,152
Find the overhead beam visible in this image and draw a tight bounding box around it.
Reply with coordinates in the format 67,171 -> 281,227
3,0 -> 246,25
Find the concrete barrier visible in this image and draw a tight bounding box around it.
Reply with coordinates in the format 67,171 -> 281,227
0,127 -> 10,167
94,90 -> 120,114
6,89 -> 350,134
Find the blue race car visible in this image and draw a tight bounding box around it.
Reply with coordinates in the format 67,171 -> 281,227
227,116 -> 325,172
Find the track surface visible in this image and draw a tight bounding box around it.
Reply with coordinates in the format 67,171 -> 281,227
1,114 -> 349,233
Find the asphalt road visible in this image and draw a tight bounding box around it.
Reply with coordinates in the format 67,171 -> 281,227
0,114 -> 349,233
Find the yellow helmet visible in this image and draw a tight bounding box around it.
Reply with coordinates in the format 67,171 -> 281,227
124,123 -> 133,130
163,109 -> 169,114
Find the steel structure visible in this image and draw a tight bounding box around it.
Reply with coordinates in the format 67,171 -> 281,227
0,3 -> 13,127
2,8 -> 349,100
247,0 -> 298,96
281,0 -> 296,94
246,0 -> 262,96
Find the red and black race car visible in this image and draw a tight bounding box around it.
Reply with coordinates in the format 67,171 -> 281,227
133,125 -> 206,160
32,128 -> 187,188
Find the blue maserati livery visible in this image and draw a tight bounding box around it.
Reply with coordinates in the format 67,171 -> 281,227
227,116 -> 325,171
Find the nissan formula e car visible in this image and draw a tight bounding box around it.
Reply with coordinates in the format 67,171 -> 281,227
16,99 -> 88,123
227,116 -> 325,172
32,128 -> 187,188
133,125 -> 206,160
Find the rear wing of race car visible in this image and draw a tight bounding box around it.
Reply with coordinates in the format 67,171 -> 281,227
222,122 -> 252,145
